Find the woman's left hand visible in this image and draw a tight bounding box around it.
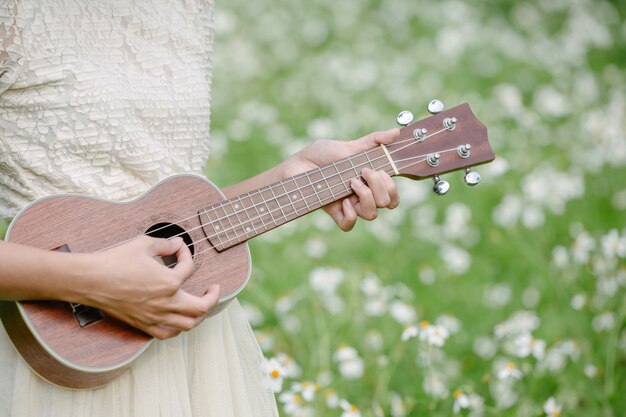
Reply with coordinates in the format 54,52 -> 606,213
280,128 -> 401,231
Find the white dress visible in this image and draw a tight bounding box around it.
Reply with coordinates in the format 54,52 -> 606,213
0,1 -> 278,416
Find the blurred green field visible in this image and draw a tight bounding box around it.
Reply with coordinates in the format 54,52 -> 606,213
207,0 -> 626,416
2,0 -> 625,416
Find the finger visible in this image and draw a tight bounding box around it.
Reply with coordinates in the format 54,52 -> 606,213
340,198 -> 358,232
166,284 -> 221,318
362,168 -> 391,208
381,171 -> 400,209
351,177 -> 377,221
145,324 -> 182,340
350,128 -> 400,152
171,238 -> 194,283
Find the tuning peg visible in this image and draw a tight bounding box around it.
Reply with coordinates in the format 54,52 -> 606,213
396,111 -> 414,126
432,175 -> 450,196
427,99 -> 445,114
464,168 -> 481,186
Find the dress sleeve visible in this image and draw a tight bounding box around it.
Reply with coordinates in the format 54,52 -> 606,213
0,2 -> 23,95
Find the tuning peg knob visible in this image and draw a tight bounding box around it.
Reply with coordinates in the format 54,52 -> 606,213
428,99 -> 445,114
396,111 -> 414,126
464,168 -> 481,186
432,176 -> 450,196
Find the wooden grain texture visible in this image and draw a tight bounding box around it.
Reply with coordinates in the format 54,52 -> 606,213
0,175 -> 251,389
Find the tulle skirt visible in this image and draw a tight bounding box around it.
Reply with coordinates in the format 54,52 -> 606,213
0,299 -> 278,417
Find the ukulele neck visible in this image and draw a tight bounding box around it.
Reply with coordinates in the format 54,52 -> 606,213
198,146 -> 396,252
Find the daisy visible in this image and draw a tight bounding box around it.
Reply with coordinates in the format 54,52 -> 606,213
543,397 -> 562,417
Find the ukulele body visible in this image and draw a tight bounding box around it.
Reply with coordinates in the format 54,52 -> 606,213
0,174 -> 251,389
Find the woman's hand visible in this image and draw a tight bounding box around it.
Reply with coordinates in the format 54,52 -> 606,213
79,236 -> 220,339
0,237 -> 219,340
280,128 -> 401,231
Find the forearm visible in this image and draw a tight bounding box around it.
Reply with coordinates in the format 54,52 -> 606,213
0,240 -> 90,302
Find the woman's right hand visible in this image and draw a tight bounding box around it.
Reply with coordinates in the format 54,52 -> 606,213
79,236 -> 220,340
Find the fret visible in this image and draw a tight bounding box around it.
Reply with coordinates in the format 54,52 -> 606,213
239,195 -> 258,236
294,174 -> 318,211
200,208 -> 224,248
304,171 -> 325,208
363,149 -> 377,171
219,202 -> 241,243
331,161 -> 349,194
280,180 -> 299,218
268,184 -> 290,223
347,154 -> 363,181
321,165 -> 340,198
246,193 -> 270,233
199,148 -> 401,252
260,186 -> 280,226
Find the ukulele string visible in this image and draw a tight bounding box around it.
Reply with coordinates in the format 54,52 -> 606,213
163,133 -> 452,249
97,125 -> 452,253
164,150 -> 455,268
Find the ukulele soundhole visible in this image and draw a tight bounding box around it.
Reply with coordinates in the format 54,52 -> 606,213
145,222 -> 194,268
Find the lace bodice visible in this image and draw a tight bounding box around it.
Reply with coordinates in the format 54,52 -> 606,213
0,0 -> 214,220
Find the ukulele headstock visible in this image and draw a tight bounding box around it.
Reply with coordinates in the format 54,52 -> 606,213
388,101 -> 495,195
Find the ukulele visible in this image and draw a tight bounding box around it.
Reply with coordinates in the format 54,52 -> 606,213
0,102 -> 494,389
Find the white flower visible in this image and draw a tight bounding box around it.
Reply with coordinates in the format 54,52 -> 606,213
291,381 -> 319,402
390,392 -> 407,417
571,231 -> 595,263
365,330 -> 384,351
401,324 -> 419,342
255,330 -> 275,352
552,246 -> 569,268
509,333 -> 546,359
483,283 -> 512,309
452,390 -> 471,413
264,357 -> 286,392
364,296 -> 387,316
522,287 -> 541,309
439,244 -> 472,275
543,397 -> 562,417
473,336 -> 497,359
601,229 -> 626,258
423,324 -> 450,347
304,238 -> 327,258
497,362 -> 523,380
592,312 -> 615,332
436,314 -> 462,334
570,293 -> 586,310
419,266 -> 436,285
309,267 -> 345,294
494,311 -> 541,339
334,345 -> 364,379
275,352 -> 302,379
423,371 -> 448,399
389,300 -> 416,324
339,400 -> 361,417
324,389 -> 340,409
584,363 -> 599,378
278,391 -> 304,416
360,273 -> 381,296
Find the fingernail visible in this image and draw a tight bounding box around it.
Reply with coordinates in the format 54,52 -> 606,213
351,178 -> 364,188
171,237 -> 183,243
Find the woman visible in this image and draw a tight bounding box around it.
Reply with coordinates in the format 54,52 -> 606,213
0,1 -> 399,416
